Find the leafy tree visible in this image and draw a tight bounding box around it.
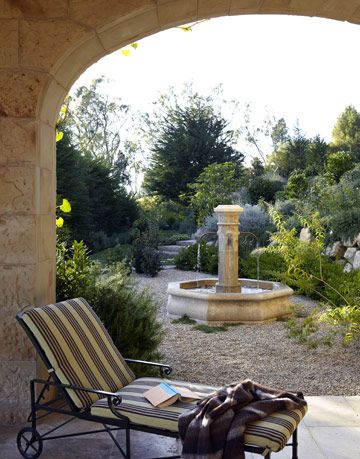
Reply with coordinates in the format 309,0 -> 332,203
271,117 -> 289,151
304,135 -> 329,176
267,133 -> 310,177
57,128 -> 138,250
247,176 -> 284,204
143,90 -> 244,200
67,77 -> 131,183
249,157 -> 265,177
332,105 -> 360,159
189,162 -> 242,225
285,170 -> 308,199
325,151 -> 354,184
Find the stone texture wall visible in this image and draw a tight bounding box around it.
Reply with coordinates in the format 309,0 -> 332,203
1,0 -> 360,424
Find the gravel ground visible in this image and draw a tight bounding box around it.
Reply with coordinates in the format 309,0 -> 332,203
132,268 -> 360,396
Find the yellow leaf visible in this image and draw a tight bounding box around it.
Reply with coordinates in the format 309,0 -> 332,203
59,198 -> 71,213
60,106 -> 67,115
181,26 -> 192,32
56,217 -> 64,228
130,42 -> 138,49
56,131 -> 64,142
121,49 -> 131,56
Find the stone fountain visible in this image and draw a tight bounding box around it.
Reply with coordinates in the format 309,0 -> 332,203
167,205 -> 293,324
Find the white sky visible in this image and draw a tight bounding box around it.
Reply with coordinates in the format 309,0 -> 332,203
72,14 -> 360,145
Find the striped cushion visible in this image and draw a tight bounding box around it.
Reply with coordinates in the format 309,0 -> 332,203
91,377 -> 307,452
22,298 -> 135,409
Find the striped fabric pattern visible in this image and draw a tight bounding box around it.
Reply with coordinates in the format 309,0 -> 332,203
22,298 -> 135,409
91,377 -> 307,452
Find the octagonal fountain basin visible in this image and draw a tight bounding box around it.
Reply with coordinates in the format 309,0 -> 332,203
167,278 -> 294,324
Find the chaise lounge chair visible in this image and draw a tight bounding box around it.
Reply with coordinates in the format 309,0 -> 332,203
16,297 -> 307,459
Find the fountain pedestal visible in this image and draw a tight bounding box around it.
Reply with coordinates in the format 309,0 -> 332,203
214,205 -> 243,293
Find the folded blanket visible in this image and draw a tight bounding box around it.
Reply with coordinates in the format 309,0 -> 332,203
178,379 -> 307,459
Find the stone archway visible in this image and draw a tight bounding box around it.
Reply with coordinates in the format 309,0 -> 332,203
2,0 -> 360,423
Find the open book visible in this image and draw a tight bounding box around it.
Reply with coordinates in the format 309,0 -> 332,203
144,382 -> 201,408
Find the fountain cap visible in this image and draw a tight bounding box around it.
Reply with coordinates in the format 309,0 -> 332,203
214,205 -> 243,214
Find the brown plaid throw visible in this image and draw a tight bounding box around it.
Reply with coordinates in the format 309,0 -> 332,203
178,379 -> 307,459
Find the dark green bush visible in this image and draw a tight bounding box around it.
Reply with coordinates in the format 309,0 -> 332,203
92,243 -> 133,266
174,242 -> 218,274
56,241 -> 164,373
132,216 -> 161,277
240,250 -> 287,281
89,264 -> 164,370
158,231 -> 190,245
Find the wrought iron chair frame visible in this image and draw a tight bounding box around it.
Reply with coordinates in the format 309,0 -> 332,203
16,313 -> 298,459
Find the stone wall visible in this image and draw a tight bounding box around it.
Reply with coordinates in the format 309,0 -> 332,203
325,236 -> 360,272
2,0 -> 360,424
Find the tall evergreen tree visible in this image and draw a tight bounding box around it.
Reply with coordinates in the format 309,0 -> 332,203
143,93 -> 244,200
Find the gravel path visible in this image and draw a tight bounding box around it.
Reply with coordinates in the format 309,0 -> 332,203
133,269 -> 360,396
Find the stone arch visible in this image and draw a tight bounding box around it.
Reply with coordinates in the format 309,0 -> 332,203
2,0 -> 360,423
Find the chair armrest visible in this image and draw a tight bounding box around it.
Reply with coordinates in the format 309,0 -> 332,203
31,378 -> 128,421
124,359 -> 172,376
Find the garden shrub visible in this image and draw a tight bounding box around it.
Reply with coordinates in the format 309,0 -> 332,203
240,251 -> 287,281
158,231 -> 190,245
56,242 -> 164,374
174,242 -> 218,274
90,263 -> 164,371
92,243 -> 133,268
132,216 -> 161,277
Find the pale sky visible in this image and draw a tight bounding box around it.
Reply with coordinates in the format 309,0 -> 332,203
72,14 -> 360,151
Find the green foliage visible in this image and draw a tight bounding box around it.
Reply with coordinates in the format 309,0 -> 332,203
132,216 -> 161,277
158,232 -> 190,245
143,89 -> 244,201
92,243 -> 133,267
56,241 -> 164,369
189,162 -> 242,225
193,324 -> 228,333
285,170 -> 308,199
174,242 -> 218,274
90,264 -> 164,368
332,105 -> 360,159
324,151 -> 354,183
172,315 -> 197,325
247,176 -> 283,204
56,239 -> 96,301
56,129 -> 138,250
240,250 -> 287,281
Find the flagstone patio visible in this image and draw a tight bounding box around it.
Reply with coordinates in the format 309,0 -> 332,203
1,396 -> 359,459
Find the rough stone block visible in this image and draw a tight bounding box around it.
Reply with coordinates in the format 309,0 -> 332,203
0,19 -> 18,67
198,0 -> 231,18
0,264 -> 35,310
98,7 -> 159,52
40,168 -> 55,215
230,0 -> 262,14
38,214 -> 56,262
71,0 -> 152,29
35,259 -> 55,306
157,0 -> 197,28
0,117 -> 36,165
344,248 -> 357,264
0,360 -> 36,424
53,35 -> 105,89
0,70 -> 47,117
39,77 -> 67,125
0,0 -> 68,19
0,165 -> 36,213
0,215 -> 36,264
0,316 -> 35,360
299,227 -> 311,243
20,19 -> 90,71
353,251 -> 360,270
344,263 -> 353,273
329,241 -> 346,259
38,122 -> 55,171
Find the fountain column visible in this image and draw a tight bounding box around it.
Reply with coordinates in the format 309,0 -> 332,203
214,205 -> 243,293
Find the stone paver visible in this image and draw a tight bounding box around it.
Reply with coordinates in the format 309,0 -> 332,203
1,396 -> 359,458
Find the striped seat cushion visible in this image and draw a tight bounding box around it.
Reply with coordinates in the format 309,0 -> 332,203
91,377 -> 307,453
22,298 -> 135,409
